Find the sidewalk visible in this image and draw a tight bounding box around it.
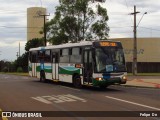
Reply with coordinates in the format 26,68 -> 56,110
123,76 -> 160,88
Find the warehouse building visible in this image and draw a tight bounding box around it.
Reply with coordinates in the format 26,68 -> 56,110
113,38 -> 160,73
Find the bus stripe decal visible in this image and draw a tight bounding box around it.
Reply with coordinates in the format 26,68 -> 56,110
59,66 -> 80,75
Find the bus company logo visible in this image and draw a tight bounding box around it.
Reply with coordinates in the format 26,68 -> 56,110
2,112 -> 42,118
36,10 -> 43,16
2,112 -> 11,117
124,49 -> 144,54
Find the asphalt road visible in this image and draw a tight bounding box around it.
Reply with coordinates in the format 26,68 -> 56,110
0,74 -> 160,120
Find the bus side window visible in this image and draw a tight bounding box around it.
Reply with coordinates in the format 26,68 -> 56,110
44,50 -> 51,63
38,51 -> 44,62
52,52 -> 59,63
70,47 -> 81,63
60,49 -> 69,63
52,53 -> 55,63
31,51 -> 37,63
29,52 -> 32,62
60,49 -> 62,56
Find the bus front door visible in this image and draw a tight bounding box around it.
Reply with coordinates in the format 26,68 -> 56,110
83,50 -> 93,84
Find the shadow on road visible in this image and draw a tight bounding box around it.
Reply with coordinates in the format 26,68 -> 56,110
31,79 -> 123,93
0,75 -> 122,94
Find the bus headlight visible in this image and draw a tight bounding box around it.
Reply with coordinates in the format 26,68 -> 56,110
95,77 -> 103,81
122,75 -> 127,81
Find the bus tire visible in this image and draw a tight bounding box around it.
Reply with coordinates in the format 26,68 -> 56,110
40,71 -> 46,82
99,85 -> 107,89
73,75 -> 82,88
121,81 -> 126,84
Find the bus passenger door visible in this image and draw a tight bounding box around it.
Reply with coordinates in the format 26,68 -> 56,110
83,50 -> 93,83
52,52 -> 59,80
32,63 -> 36,77
31,51 -> 37,77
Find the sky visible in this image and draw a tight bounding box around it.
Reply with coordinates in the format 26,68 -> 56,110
0,0 -> 160,61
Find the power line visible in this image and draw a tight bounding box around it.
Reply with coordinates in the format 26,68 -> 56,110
0,31 -> 40,33
0,26 -> 42,29
138,27 -> 160,32
110,26 -> 131,28
124,0 -> 133,24
0,9 -> 26,13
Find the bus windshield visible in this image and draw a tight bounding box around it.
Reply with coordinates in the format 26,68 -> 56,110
95,47 -> 126,73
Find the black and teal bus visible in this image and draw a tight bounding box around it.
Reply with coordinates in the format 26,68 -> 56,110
29,40 -> 127,88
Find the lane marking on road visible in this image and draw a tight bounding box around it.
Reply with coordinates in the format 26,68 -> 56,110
105,96 -> 160,111
0,109 -> 8,120
32,94 -> 87,104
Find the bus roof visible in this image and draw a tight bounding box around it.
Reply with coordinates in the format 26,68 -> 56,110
29,40 -> 121,51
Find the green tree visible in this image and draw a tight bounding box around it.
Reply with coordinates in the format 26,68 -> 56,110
13,38 -> 43,72
0,60 -> 16,72
17,67 -> 23,72
25,38 -> 44,51
47,0 -> 109,45
14,52 -> 29,72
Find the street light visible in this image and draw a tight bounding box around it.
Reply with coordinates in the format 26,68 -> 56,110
137,12 -> 147,27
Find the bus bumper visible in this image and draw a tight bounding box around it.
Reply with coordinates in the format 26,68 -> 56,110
92,77 -> 127,87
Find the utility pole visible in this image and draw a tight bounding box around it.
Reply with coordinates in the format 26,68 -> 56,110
19,42 -> 20,57
130,5 -> 140,75
0,51 -> 1,71
39,14 -> 50,46
16,52 -> 19,59
0,51 -> 1,61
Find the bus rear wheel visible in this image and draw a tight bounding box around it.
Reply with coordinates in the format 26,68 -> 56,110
40,71 -> 46,82
73,75 -> 82,88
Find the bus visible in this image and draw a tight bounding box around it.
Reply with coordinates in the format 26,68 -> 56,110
28,40 -> 127,88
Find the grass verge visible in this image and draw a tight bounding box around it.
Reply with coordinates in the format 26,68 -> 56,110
0,72 -> 28,76
128,73 -> 160,76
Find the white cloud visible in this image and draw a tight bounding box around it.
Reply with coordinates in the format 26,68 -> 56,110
0,41 -> 26,61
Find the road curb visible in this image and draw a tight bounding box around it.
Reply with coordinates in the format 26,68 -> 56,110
125,78 -> 160,89
120,85 -> 159,89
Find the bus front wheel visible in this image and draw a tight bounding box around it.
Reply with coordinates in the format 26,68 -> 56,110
73,75 -> 82,88
99,85 -> 107,89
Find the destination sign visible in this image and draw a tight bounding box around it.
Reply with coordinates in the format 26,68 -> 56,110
99,42 -> 117,47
